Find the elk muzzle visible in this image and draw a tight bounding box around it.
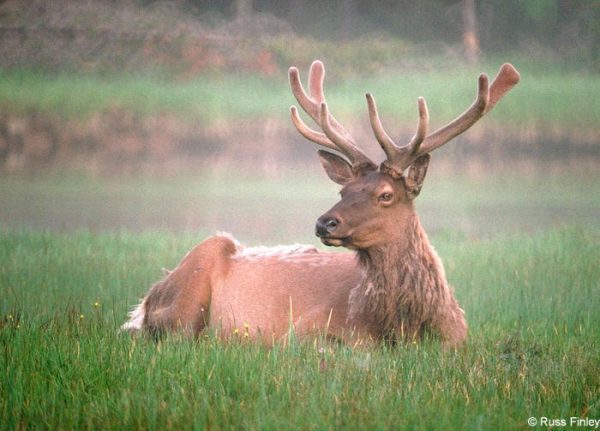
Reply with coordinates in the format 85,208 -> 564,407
315,212 -> 354,247
315,215 -> 340,238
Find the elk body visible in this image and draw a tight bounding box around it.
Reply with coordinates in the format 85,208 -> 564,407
122,60 -> 519,347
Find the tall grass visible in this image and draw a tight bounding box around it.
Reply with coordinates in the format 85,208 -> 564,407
1,60 -> 599,128
1,227 -> 598,429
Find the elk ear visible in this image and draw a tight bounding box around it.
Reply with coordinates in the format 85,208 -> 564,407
318,150 -> 355,185
404,154 -> 431,200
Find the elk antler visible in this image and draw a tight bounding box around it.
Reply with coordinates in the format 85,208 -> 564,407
368,63 -> 520,176
289,61 -> 376,171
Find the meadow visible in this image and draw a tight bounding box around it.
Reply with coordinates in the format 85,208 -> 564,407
2,58 -> 599,129
0,169 -> 599,430
1,1 -> 598,425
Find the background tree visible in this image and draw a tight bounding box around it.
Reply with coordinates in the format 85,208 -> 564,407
462,0 -> 479,64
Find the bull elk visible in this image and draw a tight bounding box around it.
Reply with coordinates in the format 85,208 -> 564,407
122,60 -> 520,348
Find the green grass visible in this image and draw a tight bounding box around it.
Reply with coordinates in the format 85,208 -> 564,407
1,60 -> 599,128
0,71 -> 286,121
0,227 -> 599,429
0,170 -> 598,428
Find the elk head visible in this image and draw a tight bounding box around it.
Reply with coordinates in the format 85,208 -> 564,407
289,60 -> 520,250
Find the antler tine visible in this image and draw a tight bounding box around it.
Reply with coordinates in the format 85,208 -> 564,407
319,102 -> 374,167
308,60 -> 325,104
372,63 -> 519,174
288,61 -> 331,125
289,61 -> 356,144
414,73 -> 489,158
366,93 -> 430,168
289,60 -> 376,170
366,93 -> 397,159
407,97 -> 429,155
289,66 -> 319,120
485,63 -> 521,113
415,63 -> 520,160
290,106 -> 340,152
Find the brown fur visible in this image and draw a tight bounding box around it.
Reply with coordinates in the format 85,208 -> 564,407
141,235 -> 235,336
348,215 -> 467,347
123,235 -> 360,344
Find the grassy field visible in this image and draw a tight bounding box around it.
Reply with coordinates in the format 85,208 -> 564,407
0,225 -> 598,429
0,168 -> 598,429
1,59 -> 599,129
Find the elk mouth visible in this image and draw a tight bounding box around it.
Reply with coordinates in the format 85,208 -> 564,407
319,235 -> 352,247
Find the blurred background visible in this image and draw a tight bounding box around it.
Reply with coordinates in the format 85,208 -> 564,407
0,0 -> 598,241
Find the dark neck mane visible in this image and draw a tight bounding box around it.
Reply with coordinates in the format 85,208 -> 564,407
350,214 -> 448,341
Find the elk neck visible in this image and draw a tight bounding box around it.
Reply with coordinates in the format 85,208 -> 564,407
351,210 -> 449,340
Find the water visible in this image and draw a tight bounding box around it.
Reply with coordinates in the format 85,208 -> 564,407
0,170 -> 598,244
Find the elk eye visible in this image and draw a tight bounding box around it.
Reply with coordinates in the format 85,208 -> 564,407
378,192 -> 393,202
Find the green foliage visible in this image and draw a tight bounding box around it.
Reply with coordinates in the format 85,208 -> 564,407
0,227 -> 598,429
1,0 -> 597,75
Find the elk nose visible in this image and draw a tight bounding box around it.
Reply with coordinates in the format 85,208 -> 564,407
315,217 -> 339,237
